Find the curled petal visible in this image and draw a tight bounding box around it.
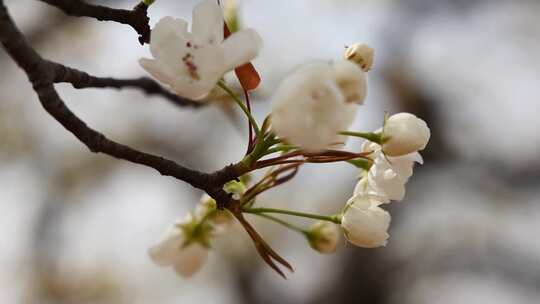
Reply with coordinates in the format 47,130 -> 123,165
388,152 -> 423,182
368,155 -> 406,201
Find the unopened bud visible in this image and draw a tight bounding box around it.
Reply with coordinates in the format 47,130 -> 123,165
344,43 -> 375,72
306,221 -> 340,254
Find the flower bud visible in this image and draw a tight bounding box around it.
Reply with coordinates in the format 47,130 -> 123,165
344,43 -> 375,72
382,113 -> 430,156
306,221 -> 340,254
341,195 -> 390,248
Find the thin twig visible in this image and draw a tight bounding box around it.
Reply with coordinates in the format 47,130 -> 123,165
38,0 -> 151,44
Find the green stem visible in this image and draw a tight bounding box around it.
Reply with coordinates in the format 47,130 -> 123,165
218,81 -> 260,136
262,144 -> 297,156
238,133 -> 278,170
251,213 -> 308,235
243,207 -> 341,224
339,131 -> 382,144
142,0 -> 155,6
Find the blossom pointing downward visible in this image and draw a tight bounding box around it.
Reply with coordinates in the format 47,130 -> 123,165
139,0 -> 262,100
341,194 -> 390,248
148,214 -> 212,277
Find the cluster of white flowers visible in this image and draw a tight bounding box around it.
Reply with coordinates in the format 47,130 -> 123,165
143,0 -> 431,277
341,113 -> 430,248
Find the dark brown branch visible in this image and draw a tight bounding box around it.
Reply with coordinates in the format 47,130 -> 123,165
1,0 -> 293,276
0,0 -> 235,206
38,0 -> 151,44
52,64 -> 202,108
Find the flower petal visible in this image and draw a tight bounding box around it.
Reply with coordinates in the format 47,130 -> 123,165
150,17 -> 189,60
221,28 -> 262,72
192,0 -> 224,45
368,156 -> 407,201
148,225 -> 184,266
333,60 -> 367,104
139,58 -> 176,88
172,243 -> 209,277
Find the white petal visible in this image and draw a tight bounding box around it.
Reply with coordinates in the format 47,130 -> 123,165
353,176 -> 389,203
171,243 -> 209,277
139,58 -> 176,87
221,28 -> 262,71
168,46 -> 225,99
333,60 -> 367,104
192,0 -> 224,45
369,156 -> 406,201
150,17 -> 189,60
387,152 -> 422,182
342,195 -> 390,248
148,225 -> 185,266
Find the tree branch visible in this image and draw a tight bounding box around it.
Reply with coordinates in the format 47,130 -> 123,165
52,64 -> 202,108
38,0 -> 151,44
0,0 -> 236,207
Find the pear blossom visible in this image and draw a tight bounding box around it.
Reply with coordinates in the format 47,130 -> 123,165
306,221 -> 340,254
344,43 -> 375,72
341,194 -> 390,248
148,214 -> 212,277
358,142 -> 423,201
271,60 -> 367,151
139,0 -> 262,100
382,113 -> 430,156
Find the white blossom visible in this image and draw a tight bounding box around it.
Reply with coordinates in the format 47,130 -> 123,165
306,221 -> 340,254
341,194 -> 390,248
382,113 -> 431,156
344,43 -> 375,72
271,60 -> 366,151
139,0 -> 261,100
358,142 -> 423,201
148,215 -> 211,277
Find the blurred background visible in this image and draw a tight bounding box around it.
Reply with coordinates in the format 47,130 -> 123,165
2,0 -> 540,303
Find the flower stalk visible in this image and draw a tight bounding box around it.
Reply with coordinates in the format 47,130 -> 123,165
243,207 -> 342,224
